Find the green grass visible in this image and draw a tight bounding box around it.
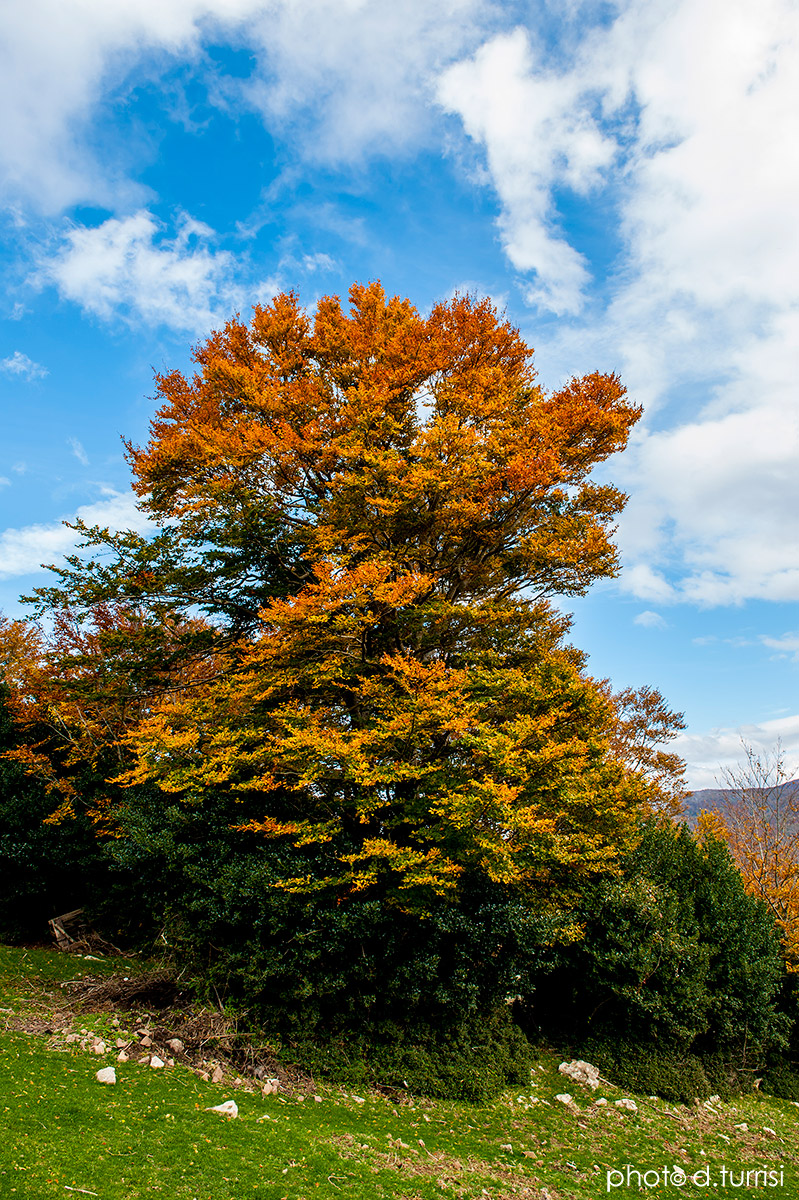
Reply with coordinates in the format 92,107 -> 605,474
1,946 -> 798,1199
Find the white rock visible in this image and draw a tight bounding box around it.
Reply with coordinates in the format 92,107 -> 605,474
167,1038 -> 184,1053
211,1065 -> 224,1084
149,1055 -> 165,1069
96,1067 -> 116,1085
500,1143 -> 513,1151
92,1040 -> 107,1055
116,1038 -> 128,1049
554,1093 -> 573,1105
207,1100 -> 238,1118
558,1059 -> 601,1091
140,1035 -> 153,1048
594,1097 -> 608,1106
734,1123 -> 748,1131
117,1050 -> 129,1063
614,1098 -> 637,1112
262,1081 -> 278,1096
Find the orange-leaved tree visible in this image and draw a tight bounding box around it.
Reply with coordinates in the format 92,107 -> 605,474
697,742 -> 799,968
25,282 -> 669,912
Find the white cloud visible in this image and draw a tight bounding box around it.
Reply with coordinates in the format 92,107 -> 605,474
761,633 -> 799,662
0,350 -> 48,380
0,489 -> 151,580
633,610 -> 666,629
438,28 -> 613,315
0,0 -> 490,214
241,0 -> 488,164
67,437 -> 89,466
0,0 -> 266,213
675,714 -> 799,790
42,211 -> 241,332
0,478 -> 10,490
439,0 -> 799,605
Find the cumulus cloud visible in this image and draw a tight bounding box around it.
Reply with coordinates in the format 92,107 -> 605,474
0,0 -> 490,213
438,28 -> 613,314
0,350 -> 48,380
42,210 -> 242,332
633,610 -> 666,629
242,0 -> 489,163
439,0 -> 799,606
0,489 -> 151,581
0,0 -> 267,212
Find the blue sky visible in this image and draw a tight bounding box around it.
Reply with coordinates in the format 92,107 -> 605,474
1,0 -> 798,787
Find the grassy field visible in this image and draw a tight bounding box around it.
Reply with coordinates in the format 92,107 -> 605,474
1,945 -> 798,1200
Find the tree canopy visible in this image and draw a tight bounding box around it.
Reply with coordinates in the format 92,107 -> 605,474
14,283 -> 677,912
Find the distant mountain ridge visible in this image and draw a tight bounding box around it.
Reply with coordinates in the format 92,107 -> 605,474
683,780 -> 799,823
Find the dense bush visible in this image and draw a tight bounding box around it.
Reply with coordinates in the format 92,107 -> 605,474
103,783 -> 560,1098
522,820 -> 787,1093
272,1007 -> 532,1103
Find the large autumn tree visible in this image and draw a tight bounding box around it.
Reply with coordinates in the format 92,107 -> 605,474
21,282 -> 668,915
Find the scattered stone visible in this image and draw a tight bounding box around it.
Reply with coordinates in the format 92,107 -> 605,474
351,1095 -> 365,1104
763,1127 -> 777,1138
614,1098 -> 637,1112
149,1055 -> 165,1069
211,1065 -> 224,1084
117,1050 -> 129,1063
262,1080 -> 279,1096
166,1058 -> 175,1068
139,1035 -> 153,1048
96,1067 -> 116,1085
197,1070 -> 210,1082
554,1093 -> 573,1106
734,1123 -> 749,1131
500,1144 -> 513,1152
92,1040 -> 107,1055
111,1017 -> 120,1027
66,1033 -> 80,1044
167,1038 -> 184,1053
558,1059 -> 601,1091
115,1038 -> 128,1049
314,1095 -> 322,1103
594,1098 -> 608,1106
233,1077 -> 245,1087
207,1100 -> 238,1119
708,1094 -> 720,1104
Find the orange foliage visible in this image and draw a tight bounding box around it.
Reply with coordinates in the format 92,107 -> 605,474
698,743 -> 799,968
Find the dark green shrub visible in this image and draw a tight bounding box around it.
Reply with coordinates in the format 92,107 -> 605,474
523,820 -> 787,1096
277,1007 -> 532,1103
106,783 -> 548,1098
761,1061 -> 799,1101
583,1038 -> 712,1104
